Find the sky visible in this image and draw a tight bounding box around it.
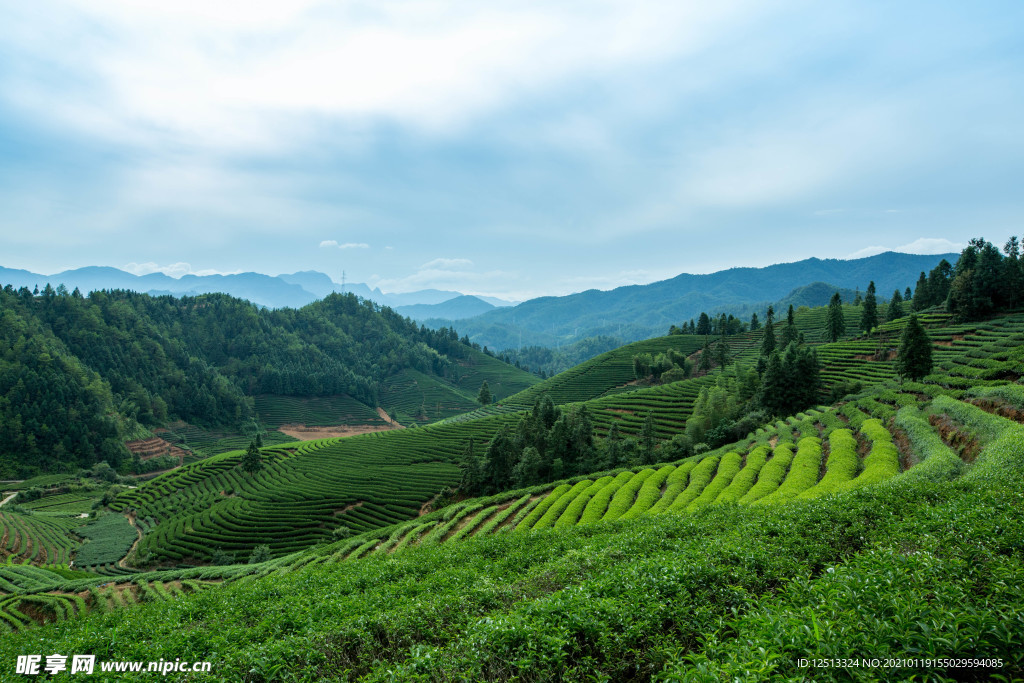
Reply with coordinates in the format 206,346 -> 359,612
1,1 -> 1023,301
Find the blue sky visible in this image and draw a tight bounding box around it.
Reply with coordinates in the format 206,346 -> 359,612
1,1 -> 1022,300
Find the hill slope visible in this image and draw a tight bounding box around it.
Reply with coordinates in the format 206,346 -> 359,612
0,286 -> 537,476
428,251 -> 955,349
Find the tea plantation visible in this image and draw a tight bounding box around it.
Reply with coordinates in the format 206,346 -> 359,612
1,309 -> 1023,681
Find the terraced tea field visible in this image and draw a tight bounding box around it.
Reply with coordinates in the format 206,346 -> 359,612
253,394 -> 386,428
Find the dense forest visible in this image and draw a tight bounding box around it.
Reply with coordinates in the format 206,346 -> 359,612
0,286 -> 477,477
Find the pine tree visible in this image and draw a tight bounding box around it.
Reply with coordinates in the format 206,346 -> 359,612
760,306 -> 776,356
912,271 -> 929,311
749,312 -> 760,331
242,441 -> 262,474
477,380 -> 492,406
695,312 -> 711,336
895,314 -> 933,381
887,289 -> 903,322
860,281 -> 878,334
853,288 -> 862,306
603,422 -> 623,468
640,411 -> 656,465
781,304 -> 798,346
698,337 -> 713,373
483,426 -> 516,491
826,292 -> 845,342
714,339 -> 730,368
904,286 -> 913,301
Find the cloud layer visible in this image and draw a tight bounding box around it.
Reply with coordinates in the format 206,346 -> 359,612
1,2 -> 1022,297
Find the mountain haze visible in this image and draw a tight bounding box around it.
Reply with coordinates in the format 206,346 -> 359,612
0,266 -> 514,311
426,252 -> 956,350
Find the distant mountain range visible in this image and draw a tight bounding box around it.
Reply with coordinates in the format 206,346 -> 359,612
0,266 -> 515,311
421,252 -> 958,350
1,251 -> 955,351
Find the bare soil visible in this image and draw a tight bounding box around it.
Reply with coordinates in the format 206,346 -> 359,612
125,436 -> 189,465
377,408 -> 406,428
929,415 -> 981,463
890,424 -> 917,471
278,423 -> 397,440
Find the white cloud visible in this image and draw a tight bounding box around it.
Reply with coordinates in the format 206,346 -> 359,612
122,262 -> 242,278
894,237 -> 963,255
1,1 -> 765,151
846,246 -> 888,259
847,237 -> 963,259
319,240 -> 367,249
420,258 -> 473,269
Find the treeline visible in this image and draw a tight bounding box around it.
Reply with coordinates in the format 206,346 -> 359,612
459,397 -> 665,496
670,311 -> 747,336
0,285 -> 480,476
915,237 -> 1024,321
497,335 -> 623,379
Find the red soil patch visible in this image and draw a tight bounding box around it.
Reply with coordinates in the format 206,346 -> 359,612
377,408 -> 406,429
890,424 -> 917,471
928,415 -> 981,463
967,398 -> 1024,424
818,440 -> 831,481
278,423 -> 397,440
125,437 -> 189,464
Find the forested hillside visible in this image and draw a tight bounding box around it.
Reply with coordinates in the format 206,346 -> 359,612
429,251 -> 957,350
0,286 -> 536,477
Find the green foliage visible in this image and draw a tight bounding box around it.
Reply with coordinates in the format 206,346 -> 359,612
840,419 -> 901,491
477,380 -> 492,406
895,407 -> 963,482
799,429 -> 859,498
826,291 -> 845,342
967,383 -> 1024,410
755,437 -> 822,504
716,446 -> 770,503
248,544 -> 272,564
895,314 -> 933,381
758,344 -> 822,417
619,465 -> 675,519
687,451 -> 743,510
860,281 -> 879,333
73,514 -> 136,568
241,442 -> 263,474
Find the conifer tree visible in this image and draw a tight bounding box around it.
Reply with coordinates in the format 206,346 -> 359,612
698,337 -> 713,373
640,411 -> 656,465
603,422 -> 623,468
695,312 -> 711,336
860,281 -> 878,334
826,292 -> 845,342
887,289 -> 903,322
477,380 -> 492,405
912,271 -> 929,311
904,286 -> 913,301
895,314 -> 933,381
749,312 -> 760,331
242,441 -> 263,474
781,304 -> 799,346
714,339 -> 730,368
760,306 -> 776,356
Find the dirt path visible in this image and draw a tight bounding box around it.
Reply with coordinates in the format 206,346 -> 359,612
278,423 -> 397,440
117,513 -> 143,570
0,492 -> 17,507
377,408 -> 406,429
